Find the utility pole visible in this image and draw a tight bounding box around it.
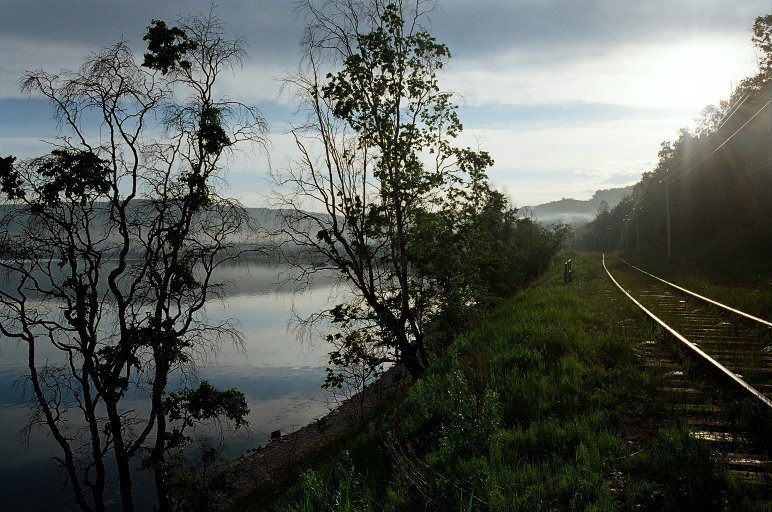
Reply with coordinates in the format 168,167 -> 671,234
635,209 -> 640,253
622,216 -> 629,252
665,176 -> 672,261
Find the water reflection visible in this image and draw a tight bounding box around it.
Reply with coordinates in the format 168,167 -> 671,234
0,260 -> 339,511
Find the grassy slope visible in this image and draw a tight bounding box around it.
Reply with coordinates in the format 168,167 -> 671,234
252,252 -> 762,511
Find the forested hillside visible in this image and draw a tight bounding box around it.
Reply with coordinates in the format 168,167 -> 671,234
522,185 -> 633,227
577,15 -> 771,274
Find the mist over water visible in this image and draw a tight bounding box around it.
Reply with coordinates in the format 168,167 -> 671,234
0,260 -> 338,511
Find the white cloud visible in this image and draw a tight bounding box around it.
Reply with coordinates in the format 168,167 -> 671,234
221,130 -> 300,206
456,110 -> 690,205
0,37 -> 96,97
218,62 -> 295,105
0,135 -> 53,159
445,34 -> 756,111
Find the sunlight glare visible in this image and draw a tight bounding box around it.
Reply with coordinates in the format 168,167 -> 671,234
638,38 -> 753,110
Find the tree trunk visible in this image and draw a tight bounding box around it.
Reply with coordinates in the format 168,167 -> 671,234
106,407 -> 135,512
400,343 -> 427,380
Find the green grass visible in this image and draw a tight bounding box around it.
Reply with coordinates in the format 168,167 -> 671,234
245,252 -> 764,511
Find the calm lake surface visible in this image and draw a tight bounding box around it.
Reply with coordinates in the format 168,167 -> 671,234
0,260 -> 339,510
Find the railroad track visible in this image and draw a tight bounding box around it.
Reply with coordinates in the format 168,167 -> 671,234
603,255 -> 772,496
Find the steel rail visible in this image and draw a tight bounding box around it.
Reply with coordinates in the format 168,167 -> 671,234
603,254 -> 772,410
616,256 -> 772,327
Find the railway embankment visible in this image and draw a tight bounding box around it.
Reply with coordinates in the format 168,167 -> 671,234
238,251 -> 770,511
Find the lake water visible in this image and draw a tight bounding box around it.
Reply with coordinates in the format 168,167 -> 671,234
0,260 -> 340,510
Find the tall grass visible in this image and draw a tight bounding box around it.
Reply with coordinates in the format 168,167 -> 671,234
255,252 -> 760,511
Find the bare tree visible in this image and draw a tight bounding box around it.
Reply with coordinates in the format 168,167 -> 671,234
274,0 -> 495,381
0,11 -> 265,512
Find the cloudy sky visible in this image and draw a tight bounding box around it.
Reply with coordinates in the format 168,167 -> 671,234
0,1 -> 767,207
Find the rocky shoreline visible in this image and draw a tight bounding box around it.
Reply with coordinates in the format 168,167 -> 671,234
215,365 -> 412,509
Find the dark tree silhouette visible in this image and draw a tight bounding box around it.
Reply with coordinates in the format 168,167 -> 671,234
0,12 -> 265,512
275,0 -> 502,380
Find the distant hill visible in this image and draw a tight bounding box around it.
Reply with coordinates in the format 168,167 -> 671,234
245,207 -> 287,233
520,186 -> 633,227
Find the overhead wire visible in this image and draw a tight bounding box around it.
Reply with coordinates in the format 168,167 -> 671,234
582,83 -> 769,249
629,91 -> 770,215
712,91 -> 752,134
663,90 -> 757,182
628,92 -> 755,215
669,99 -> 770,182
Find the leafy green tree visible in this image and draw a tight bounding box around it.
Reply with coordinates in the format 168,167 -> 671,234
406,175 -> 510,344
752,14 -> 772,81
277,0 -> 499,380
0,12 -> 265,512
694,103 -> 727,138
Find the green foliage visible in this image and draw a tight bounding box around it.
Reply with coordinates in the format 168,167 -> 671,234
143,19 -> 198,74
198,105 -> 231,154
752,14 -> 772,79
621,429 -> 728,511
266,253 -> 753,512
179,168 -> 212,212
165,380 -> 249,449
286,452 -> 377,512
159,445 -> 232,511
291,1 -> 553,381
506,218 -> 570,284
168,258 -> 200,295
38,150 -> 111,204
0,150 -> 111,206
317,11 -> 568,364
0,155 -> 23,199
322,3 -> 455,157
406,185 -> 522,342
